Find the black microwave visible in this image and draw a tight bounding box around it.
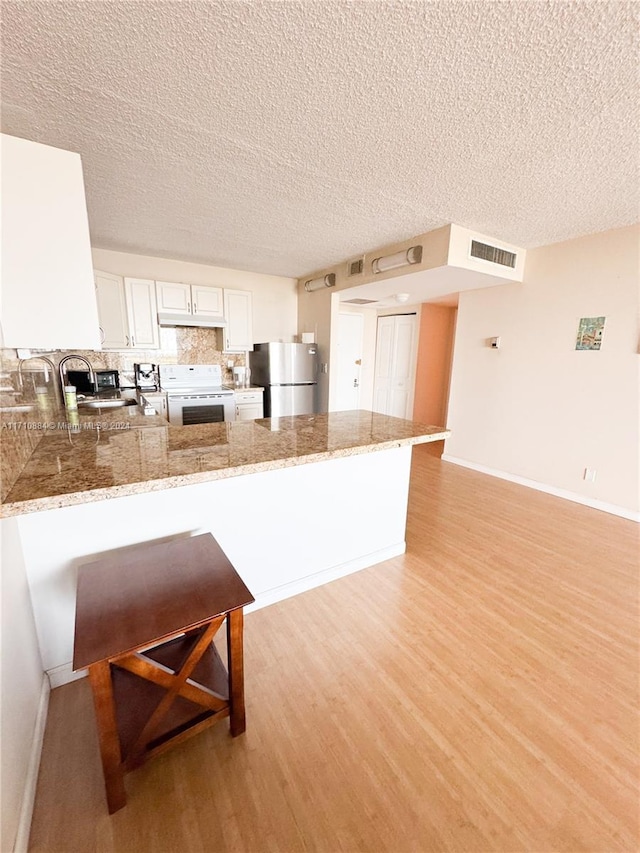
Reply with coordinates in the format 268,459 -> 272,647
67,369 -> 120,395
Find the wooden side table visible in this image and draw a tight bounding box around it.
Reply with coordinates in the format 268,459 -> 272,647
73,533 -> 254,813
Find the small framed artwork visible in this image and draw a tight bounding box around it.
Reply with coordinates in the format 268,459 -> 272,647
575,316 -> 605,350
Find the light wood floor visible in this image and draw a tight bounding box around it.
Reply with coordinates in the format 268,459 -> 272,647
28,444 -> 639,852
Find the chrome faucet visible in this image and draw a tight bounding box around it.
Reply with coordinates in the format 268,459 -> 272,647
18,355 -> 61,402
58,354 -> 96,396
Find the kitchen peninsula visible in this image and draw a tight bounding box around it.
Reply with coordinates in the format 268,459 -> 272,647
2,409 -> 448,687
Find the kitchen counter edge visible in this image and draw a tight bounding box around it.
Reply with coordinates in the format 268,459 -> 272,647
0,428 -> 450,518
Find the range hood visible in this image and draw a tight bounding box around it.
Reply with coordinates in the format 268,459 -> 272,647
157,312 -> 226,328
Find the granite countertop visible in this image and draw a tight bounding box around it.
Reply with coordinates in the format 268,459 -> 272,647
1,409 -> 450,518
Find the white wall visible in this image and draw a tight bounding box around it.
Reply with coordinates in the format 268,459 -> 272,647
92,248 -> 298,344
17,447 -> 412,681
1,518 -> 47,853
444,225 -> 640,515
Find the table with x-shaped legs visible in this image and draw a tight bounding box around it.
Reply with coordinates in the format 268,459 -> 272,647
73,533 -> 254,813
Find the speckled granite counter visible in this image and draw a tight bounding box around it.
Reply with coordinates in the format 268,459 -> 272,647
1,410 -> 449,517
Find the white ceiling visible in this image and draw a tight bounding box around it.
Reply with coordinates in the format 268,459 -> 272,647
2,1 -> 638,279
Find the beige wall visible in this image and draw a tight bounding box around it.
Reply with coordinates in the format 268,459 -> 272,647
92,248 -> 298,345
445,225 -> 640,514
413,304 -> 456,426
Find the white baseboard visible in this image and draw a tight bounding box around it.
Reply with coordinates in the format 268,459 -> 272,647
246,541 -> 406,613
13,674 -> 50,853
442,454 -> 640,522
46,542 -> 407,688
47,662 -> 86,689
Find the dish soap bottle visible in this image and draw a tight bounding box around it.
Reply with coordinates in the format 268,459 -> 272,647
64,385 -> 78,410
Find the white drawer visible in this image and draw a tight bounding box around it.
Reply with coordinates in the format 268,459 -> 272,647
234,391 -> 263,404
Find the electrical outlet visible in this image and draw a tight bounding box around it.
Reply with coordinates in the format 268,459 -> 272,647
227,360 -> 234,369
583,468 -> 597,482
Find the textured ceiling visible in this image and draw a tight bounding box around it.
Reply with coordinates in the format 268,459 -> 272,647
1,1 -> 638,278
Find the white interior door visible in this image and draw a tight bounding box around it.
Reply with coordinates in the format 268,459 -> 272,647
373,313 -> 417,418
335,312 -> 364,411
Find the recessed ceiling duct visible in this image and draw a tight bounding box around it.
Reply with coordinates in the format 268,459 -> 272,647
470,239 -> 517,268
347,257 -> 364,276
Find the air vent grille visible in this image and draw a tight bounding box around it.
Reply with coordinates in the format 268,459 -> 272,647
347,257 -> 364,277
470,240 -> 516,268
343,298 -> 378,305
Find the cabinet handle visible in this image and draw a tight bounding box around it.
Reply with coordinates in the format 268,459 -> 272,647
131,336 -> 135,347
125,334 -> 130,346
226,338 -> 230,350
187,301 -> 191,313
193,303 -> 197,313
99,326 -> 106,343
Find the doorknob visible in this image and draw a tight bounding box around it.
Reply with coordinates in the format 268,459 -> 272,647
353,379 -> 359,388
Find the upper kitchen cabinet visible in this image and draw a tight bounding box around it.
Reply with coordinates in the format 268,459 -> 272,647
223,289 -> 253,352
192,285 -> 224,317
156,281 -> 224,319
124,278 -> 160,349
95,272 -> 159,349
156,281 -> 191,315
94,270 -> 129,348
1,134 -> 101,350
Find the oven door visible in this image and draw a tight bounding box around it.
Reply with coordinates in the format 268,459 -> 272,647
167,393 -> 236,426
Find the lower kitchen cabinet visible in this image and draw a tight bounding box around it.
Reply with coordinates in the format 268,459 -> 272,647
141,392 -> 168,419
234,388 -> 264,420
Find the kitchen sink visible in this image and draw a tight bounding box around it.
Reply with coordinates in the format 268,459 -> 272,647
78,399 -> 138,409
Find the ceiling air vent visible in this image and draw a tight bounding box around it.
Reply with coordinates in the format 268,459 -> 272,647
347,257 -> 364,277
343,298 -> 378,305
470,240 -> 517,269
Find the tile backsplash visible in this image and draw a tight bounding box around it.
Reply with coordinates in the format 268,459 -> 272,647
1,326 -> 246,387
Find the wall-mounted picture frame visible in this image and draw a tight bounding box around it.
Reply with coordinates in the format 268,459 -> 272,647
575,316 -> 605,350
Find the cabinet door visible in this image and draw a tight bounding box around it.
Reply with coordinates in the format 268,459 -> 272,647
236,402 -> 264,421
142,393 -> 168,419
94,271 -> 130,349
192,285 -> 223,317
223,289 -> 253,352
156,281 -> 191,315
1,134 -> 101,349
124,278 -> 159,349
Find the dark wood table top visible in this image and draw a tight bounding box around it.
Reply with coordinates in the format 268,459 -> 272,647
73,534 -> 254,670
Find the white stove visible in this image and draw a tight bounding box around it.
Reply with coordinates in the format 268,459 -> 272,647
159,364 -> 235,425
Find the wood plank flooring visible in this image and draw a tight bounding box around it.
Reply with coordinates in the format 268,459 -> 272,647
28,444 -> 639,852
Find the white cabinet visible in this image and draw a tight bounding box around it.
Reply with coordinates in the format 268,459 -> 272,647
223,289 -> 253,352
95,271 -> 159,350
124,278 -> 160,349
141,392 -> 168,420
156,281 -> 191,315
156,281 -> 224,318
234,388 -> 264,420
94,271 -> 129,349
192,285 -> 224,317
1,134 -> 101,349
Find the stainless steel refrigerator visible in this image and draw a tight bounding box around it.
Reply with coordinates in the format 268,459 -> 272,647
249,342 -> 318,417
